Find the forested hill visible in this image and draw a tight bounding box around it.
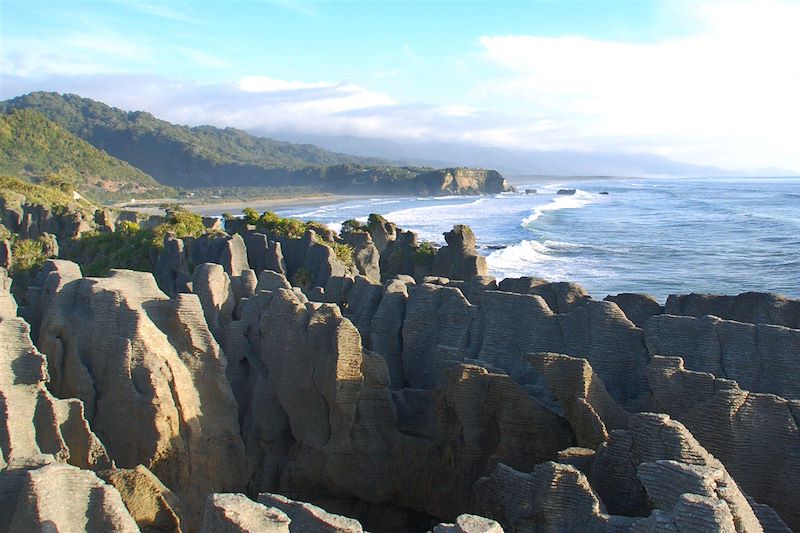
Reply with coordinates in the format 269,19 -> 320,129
0,92 -> 392,188
0,109 -> 172,202
1,92 -> 513,195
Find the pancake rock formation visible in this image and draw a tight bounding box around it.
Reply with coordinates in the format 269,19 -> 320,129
1,215 -> 799,533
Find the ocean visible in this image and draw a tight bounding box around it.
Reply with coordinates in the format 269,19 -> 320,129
266,177 -> 799,302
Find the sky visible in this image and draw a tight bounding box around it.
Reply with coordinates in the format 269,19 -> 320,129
1,0 -> 799,172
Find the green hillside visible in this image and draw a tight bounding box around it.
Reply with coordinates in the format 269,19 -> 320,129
0,92 -> 512,196
0,109 -> 173,202
0,92 -> 391,188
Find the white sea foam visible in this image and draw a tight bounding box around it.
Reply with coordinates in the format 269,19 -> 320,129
486,240 -> 562,278
521,189 -> 597,226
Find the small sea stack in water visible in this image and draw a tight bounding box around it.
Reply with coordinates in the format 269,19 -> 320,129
557,188 -> 577,195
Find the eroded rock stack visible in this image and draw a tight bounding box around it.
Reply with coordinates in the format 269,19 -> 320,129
2,217 -> 799,533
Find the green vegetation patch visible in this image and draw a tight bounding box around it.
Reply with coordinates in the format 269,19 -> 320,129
243,208 -> 332,240
414,241 -> 436,266
0,175 -> 92,211
10,238 -> 47,274
331,242 -> 355,269
341,218 -> 368,235
0,109 -> 171,203
68,210 -> 208,276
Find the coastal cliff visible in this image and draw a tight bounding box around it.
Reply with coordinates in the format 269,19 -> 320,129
1,208 -> 797,532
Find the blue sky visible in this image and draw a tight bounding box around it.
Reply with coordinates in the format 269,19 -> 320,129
2,0 -> 799,171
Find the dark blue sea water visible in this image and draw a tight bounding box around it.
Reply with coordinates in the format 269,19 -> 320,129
273,177 -> 800,302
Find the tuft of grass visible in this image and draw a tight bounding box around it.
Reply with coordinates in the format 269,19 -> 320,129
414,241 -> 436,266
10,238 -> 46,274
331,242 -> 355,269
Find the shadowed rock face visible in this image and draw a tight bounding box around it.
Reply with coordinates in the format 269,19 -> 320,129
646,355 -> 800,531
645,314 -> 800,400
99,465 -> 184,533
0,268 -> 130,532
0,268 -> 112,474
473,414 -> 777,533
33,267 -> 247,530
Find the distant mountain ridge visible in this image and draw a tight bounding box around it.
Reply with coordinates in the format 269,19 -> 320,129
0,109 -> 171,202
1,92 -> 514,195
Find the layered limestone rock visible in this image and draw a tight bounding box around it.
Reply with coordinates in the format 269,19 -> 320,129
155,233 -> 191,297
432,514 -> 504,533
343,231 -> 381,283
0,267 -> 111,472
246,232 -> 287,276
186,233 -> 250,277
473,413 -> 778,532
380,229 -> 422,280
665,292 -> 800,328
477,290 -> 651,410
589,413 -> 764,530
645,314 -> 800,399
5,462 -> 140,533
219,283 -> 575,525
603,293 -> 663,328
497,278 -> 591,314
367,214 -> 397,254
202,493 -> 291,533
368,276 -> 413,388
528,353 -> 630,450
99,465 -> 184,533
400,283 -> 474,389
431,225 -> 487,281
34,266 -> 247,529
259,493 -> 363,532
646,355 -> 800,530
420,168 -> 513,195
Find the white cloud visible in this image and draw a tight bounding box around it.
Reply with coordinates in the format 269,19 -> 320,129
476,0 -> 800,170
239,76 -> 332,92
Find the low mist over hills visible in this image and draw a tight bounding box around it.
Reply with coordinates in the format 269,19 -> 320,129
272,132 -> 800,179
